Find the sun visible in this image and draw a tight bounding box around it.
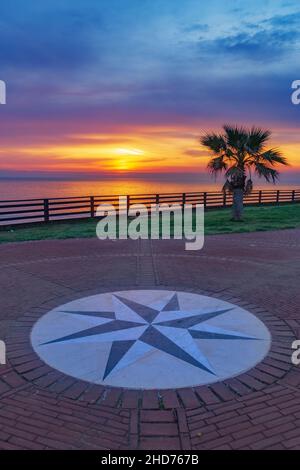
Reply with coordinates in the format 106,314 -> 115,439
114,159 -> 132,171
110,147 -> 146,171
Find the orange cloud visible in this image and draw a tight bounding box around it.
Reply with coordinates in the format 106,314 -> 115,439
0,124 -> 299,176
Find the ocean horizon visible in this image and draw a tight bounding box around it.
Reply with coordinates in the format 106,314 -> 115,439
0,175 -> 299,200
0,175 -> 299,201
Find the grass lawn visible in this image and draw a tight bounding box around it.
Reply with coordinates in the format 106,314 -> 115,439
0,203 -> 299,244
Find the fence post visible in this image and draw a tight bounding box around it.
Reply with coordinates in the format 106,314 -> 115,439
292,190 -> 295,202
203,192 -> 207,209
156,194 -> 160,206
223,192 -> 227,207
276,190 -> 280,204
90,196 -> 95,218
258,190 -> 262,205
182,193 -> 186,207
126,195 -> 130,215
43,199 -> 49,222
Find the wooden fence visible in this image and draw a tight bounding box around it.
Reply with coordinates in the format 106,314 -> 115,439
0,189 -> 299,227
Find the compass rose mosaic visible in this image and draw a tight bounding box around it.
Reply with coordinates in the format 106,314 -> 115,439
30,290 -> 271,389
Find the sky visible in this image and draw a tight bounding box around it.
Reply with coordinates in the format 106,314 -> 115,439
0,0 -> 300,181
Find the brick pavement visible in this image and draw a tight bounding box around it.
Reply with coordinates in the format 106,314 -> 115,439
0,230 -> 299,450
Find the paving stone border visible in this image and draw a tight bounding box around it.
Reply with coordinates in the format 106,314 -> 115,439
3,285 -> 295,410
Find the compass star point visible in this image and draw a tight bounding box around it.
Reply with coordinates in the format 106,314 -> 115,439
41,292 -> 261,380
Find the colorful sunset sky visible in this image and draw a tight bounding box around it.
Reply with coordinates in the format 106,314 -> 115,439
0,0 -> 300,182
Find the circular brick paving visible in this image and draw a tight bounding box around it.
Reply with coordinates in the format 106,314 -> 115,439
5,284 -> 294,408
1,232 -> 299,450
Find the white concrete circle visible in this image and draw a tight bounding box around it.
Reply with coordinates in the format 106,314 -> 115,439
31,290 -> 271,389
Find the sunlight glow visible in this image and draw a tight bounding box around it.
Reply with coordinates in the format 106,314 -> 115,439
113,148 -> 145,156
0,126 -> 297,175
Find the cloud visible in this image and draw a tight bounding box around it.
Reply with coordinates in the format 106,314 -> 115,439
201,30 -> 297,61
184,149 -> 209,157
1,0 -> 300,174
67,135 -> 133,145
197,11 -> 300,62
0,4 -> 101,70
262,11 -> 300,27
183,23 -> 209,33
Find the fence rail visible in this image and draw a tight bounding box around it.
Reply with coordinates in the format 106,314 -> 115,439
0,189 -> 299,227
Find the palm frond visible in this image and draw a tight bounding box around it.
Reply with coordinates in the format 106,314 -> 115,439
207,156 -> 227,174
223,125 -> 248,150
254,162 -> 279,182
199,125 -> 288,187
247,127 -> 271,153
258,149 -> 288,166
200,133 -> 226,154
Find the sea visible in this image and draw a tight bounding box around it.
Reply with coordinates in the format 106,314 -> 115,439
0,176 -> 299,201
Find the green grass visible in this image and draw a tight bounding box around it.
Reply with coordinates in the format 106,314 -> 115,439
204,203 -> 300,235
0,203 -> 299,244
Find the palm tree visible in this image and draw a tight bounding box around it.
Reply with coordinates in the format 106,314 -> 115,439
200,125 -> 288,221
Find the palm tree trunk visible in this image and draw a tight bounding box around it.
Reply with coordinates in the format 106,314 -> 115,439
232,188 -> 244,221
